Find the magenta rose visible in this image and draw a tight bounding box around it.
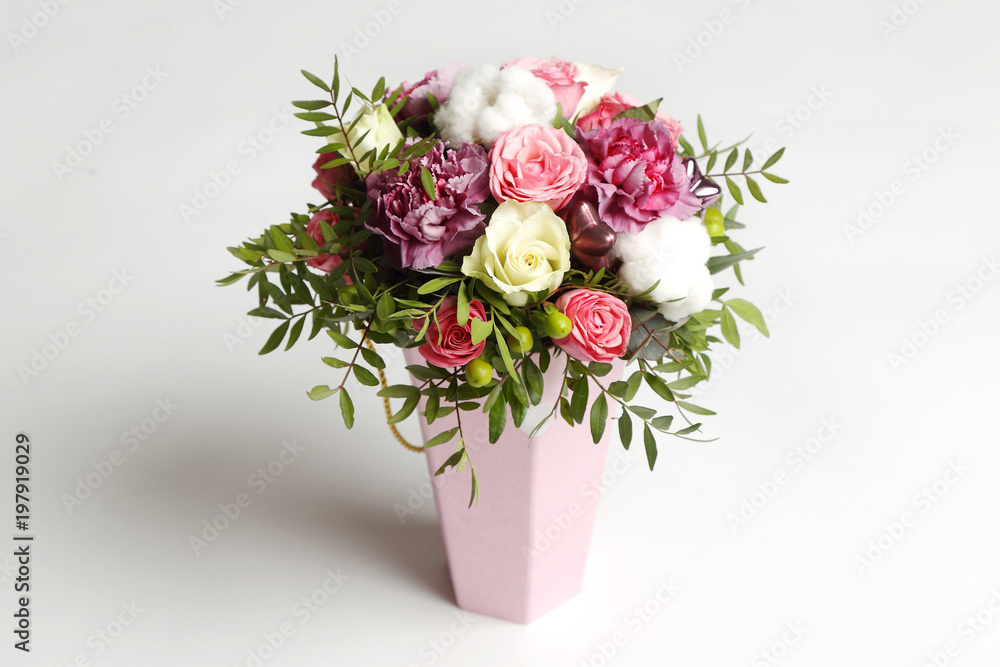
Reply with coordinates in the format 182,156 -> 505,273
576,117 -> 701,234
501,57 -> 586,118
552,289 -> 630,363
305,210 -> 347,276
576,93 -> 684,149
417,296 -> 488,368
488,124 -> 587,212
395,62 -> 468,122
365,141 -> 490,270
311,154 -> 354,201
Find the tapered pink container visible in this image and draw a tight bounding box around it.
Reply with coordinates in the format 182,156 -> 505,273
404,348 -> 624,624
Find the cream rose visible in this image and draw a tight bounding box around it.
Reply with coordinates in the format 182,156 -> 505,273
461,201 -> 571,306
327,103 -> 403,174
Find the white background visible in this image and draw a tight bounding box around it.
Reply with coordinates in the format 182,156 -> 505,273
2,0 -> 1000,665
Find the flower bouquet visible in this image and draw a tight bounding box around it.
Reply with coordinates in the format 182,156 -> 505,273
220,57 -> 787,622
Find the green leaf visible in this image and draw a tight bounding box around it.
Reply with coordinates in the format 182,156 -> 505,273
216,273 -> 244,286
645,373 -> 674,402
625,371 -> 643,401
339,389 -> 354,428
643,424 -> 658,470
742,148 -> 753,172
456,282 -> 470,326
570,377 -> 590,425
628,405 -> 656,421
651,415 -> 674,431
353,365 -> 380,387
522,358 -> 543,406
247,306 -> 287,320
376,293 -> 394,322
726,298 -> 769,336
489,395 -> 507,444
307,385 -> 337,401
588,362 -> 613,377
618,411 -> 632,449
668,375 -> 703,391
745,175 -> 766,203
494,326 -> 518,380
725,176 -> 743,205
267,249 -> 297,263
677,401 -> 716,416
676,423 -> 702,435
706,247 -> 762,275
258,321 -> 289,355
420,166 -> 437,200
301,69 -> 331,92
371,76 -> 386,102
322,356 -> 349,369
696,114 -> 707,152
360,345 -> 386,369
761,147 -> 785,170
426,427 -> 459,449
377,385 -> 419,399
434,449 -> 465,475
762,172 -> 789,184
417,276 -> 461,294
327,329 -> 357,348
292,100 -> 331,110
724,147 -> 738,172
720,307 -> 740,348
590,393 -> 608,444
263,282 -> 293,315
387,395 -> 419,425
294,112 -> 335,122
285,316 -> 305,351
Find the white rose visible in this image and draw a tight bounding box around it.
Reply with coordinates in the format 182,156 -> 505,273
610,215 -> 715,322
461,201 -> 571,306
572,63 -> 624,120
328,103 -> 403,174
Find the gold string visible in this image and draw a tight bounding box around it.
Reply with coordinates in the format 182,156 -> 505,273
365,339 -> 422,453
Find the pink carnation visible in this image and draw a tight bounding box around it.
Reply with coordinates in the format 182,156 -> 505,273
489,124 -> 587,212
417,296 -> 488,368
501,57 -> 586,118
576,93 -> 684,149
576,117 -> 701,234
552,289 -> 630,363
395,62 -> 467,122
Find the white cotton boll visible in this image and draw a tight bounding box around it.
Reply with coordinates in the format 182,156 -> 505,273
434,64 -> 557,147
611,216 -> 715,322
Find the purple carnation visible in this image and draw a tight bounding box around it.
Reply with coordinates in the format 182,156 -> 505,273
365,141 -> 489,270
395,63 -> 468,122
576,118 -> 702,234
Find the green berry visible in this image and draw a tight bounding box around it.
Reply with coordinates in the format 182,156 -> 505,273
545,311 -> 573,339
704,208 -> 726,238
465,358 -> 493,388
506,326 -> 534,354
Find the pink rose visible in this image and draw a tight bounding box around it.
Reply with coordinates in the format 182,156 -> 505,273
552,289 -> 630,363
417,296 -> 488,368
305,210 -> 345,275
576,93 -> 684,149
489,124 -> 587,211
501,57 -> 586,118
311,154 -> 354,201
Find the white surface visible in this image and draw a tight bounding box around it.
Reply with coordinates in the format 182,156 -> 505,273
2,0 -> 1000,665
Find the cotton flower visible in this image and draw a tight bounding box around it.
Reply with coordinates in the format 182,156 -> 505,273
434,64 -> 557,148
610,216 -> 714,322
